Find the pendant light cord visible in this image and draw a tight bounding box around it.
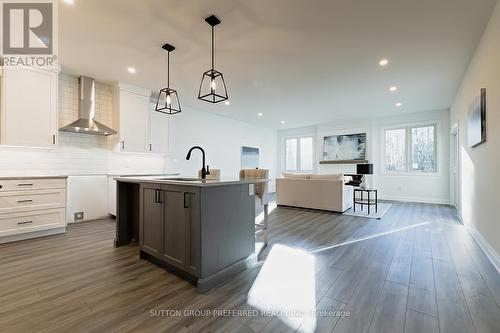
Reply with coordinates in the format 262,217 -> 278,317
167,51 -> 170,88
211,26 -> 215,70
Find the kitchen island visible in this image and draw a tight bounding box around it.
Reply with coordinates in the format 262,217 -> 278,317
114,176 -> 266,292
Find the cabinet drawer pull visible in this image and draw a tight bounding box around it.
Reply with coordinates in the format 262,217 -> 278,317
17,221 -> 33,225
18,183 -> 33,187
17,199 -> 33,203
183,192 -> 190,208
155,189 -> 163,204
121,141 -> 125,150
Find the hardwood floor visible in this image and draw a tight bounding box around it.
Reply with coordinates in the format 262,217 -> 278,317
1,201 -> 500,332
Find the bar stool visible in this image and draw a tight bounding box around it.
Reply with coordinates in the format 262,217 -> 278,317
240,169 -> 269,246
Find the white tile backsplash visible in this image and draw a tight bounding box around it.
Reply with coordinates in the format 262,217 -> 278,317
0,73 -> 165,176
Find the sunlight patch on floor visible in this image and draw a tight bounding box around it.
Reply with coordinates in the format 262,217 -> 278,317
310,221 -> 431,254
247,244 -> 316,332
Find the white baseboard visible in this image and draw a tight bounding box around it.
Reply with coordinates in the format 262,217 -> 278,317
467,226 -> 500,274
380,195 -> 450,205
68,215 -> 110,224
0,227 -> 66,244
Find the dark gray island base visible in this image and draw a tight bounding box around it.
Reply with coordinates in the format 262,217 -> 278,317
114,176 -> 262,292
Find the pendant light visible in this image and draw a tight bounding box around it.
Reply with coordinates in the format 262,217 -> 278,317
198,15 -> 229,103
156,43 -> 181,115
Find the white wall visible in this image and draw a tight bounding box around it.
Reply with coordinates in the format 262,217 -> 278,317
451,1 -> 500,259
277,110 -> 450,204
67,175 -> 108,221
165,107 -> 277,193
370,110 -> 450,204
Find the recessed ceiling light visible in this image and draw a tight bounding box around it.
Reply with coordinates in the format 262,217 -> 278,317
127,67 -> 136,74
379,59 -> 389,67
281,120 -> 285,124
225,101 -> 230,105
390,86 -> 398,92
257,112 -> 263,117
396,102 -> 402,107
63,0 -> 75,5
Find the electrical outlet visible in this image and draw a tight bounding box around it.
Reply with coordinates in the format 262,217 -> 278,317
74,212 -> 84,221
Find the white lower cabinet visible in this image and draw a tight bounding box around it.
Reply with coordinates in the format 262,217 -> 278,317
0,189 -> 66,214
108,176 -> 117,216
0,177 -> 67,243
0,209 -> 66,236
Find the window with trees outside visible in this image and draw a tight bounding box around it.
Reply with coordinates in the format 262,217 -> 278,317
285,137 -> 313,171
385,124 -> 437,173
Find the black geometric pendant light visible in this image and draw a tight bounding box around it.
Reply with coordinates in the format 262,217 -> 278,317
198,15 -> 229,103
156,43 -> 181,115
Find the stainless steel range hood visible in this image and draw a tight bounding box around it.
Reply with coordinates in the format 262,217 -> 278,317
59,76 -> 117,136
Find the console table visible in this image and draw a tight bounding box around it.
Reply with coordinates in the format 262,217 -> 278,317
353,188 -> 378,214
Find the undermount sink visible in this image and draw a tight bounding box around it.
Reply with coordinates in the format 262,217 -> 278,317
154,177 -> 203,181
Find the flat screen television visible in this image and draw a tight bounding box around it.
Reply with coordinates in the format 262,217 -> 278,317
468,88 -> 486,147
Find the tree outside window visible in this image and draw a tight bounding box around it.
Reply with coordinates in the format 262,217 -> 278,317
384,124 -> 437,173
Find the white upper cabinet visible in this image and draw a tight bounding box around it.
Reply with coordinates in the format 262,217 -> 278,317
1,66 -> 58,148
149,103 -> 169,154
112,83 -> 150,153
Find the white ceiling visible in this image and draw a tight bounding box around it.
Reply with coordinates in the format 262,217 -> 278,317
59,0 -> 497,129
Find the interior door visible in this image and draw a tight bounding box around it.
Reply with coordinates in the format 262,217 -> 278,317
450,123 -> 460,214
452,133 -> 460,209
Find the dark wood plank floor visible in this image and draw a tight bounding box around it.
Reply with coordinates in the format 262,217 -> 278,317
1,201 -> 500,333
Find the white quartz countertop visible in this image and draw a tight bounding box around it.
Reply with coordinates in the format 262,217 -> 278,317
0,175 -> 68,180
116,176 -> 269,187
107,173 -> 180,177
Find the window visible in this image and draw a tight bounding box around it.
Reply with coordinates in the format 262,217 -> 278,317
411,125 -> 436,171
285,137 -> 313,171
385,128 -> 406,172
384,124 -> 437,173
299,137 -> 313,170
285,138 -> 297,171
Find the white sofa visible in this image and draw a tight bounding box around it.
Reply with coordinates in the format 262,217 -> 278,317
276,173 -> 353,213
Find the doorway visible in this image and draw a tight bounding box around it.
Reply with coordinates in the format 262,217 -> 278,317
450,123 -> 460,216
